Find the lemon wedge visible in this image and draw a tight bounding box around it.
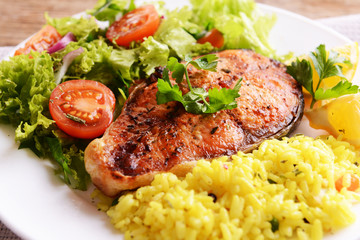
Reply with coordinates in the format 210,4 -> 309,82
333,41 -> 359,81
294,42 -> 359,96
321,42 -> 359,89
305,93 -> 360,147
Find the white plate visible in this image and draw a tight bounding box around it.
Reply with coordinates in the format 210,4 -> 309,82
1,2 -> 360,240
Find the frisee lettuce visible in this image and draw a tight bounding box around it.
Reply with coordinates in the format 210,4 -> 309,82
0,52 -> 55,128
47,137 -> 89,190
87,0 -> 135,24
190,0 -> 278,58
51,37 -> 170,92
154,6 -> 214,59
0,52 -> 90,189
45,13 -> 100,40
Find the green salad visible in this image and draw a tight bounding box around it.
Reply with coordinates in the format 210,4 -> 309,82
0,0 -> 280,190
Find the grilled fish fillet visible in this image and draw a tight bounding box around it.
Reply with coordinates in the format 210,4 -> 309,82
84,49 -> 304,197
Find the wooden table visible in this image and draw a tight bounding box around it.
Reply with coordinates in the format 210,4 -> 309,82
0,0 -> 359,46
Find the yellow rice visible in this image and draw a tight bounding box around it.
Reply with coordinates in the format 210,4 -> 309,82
106,135 -> 360,240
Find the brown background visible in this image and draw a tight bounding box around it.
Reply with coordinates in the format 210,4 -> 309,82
0,0 -> 360,46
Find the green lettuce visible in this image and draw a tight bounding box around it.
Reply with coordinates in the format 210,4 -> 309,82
52,37 -> 170,90
138,37 -> 169,76
45,13 -> 99,40
190,0 -> 256,25
155,6 -> 214,59
47,137 -> 90,190
0,52 -> 90,189
189,0 -> 277,58
87,0 -> 135,24
154,0 -> 277,59
0,52 -> 55,128
51,39 -> 133,92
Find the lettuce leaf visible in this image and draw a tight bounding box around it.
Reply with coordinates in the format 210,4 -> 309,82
0,52 -> 90,189
190,0 -> 256,25
154,0 -> 276,59
156,27 -> 197,59
189,0 -> 277,58
47,137 -> 90,190
52,37 -> 170,90
51,39 -> 132,91
87,0 -> 135,24
0,52 -> 55,154
138,37 -> 169,75
155,7 -> 214,59
45,13 -> 99,40
107,48 -> 137,81
0,52 -> 55,127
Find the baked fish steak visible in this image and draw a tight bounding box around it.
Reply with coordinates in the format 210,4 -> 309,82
84,49 -> 304,197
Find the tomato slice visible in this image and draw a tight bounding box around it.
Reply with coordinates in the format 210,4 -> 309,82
14,25 -> 62,56
106,5 -> 160,47
49,80 -> 116,139
197,29 -> 224,49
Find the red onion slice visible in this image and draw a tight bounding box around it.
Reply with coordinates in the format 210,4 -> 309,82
54,47 -> 84,84
48,32 -> 77,54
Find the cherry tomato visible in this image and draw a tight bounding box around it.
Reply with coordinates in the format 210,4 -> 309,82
335,174 -> 360,192
197,29 -> 224,49
49,80 -> 116,139
14,25 -> 62,56
106,5 -> 160,47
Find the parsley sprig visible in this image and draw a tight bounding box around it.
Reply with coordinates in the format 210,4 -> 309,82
287,44 -> 359,108
156,55 -> 242,114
